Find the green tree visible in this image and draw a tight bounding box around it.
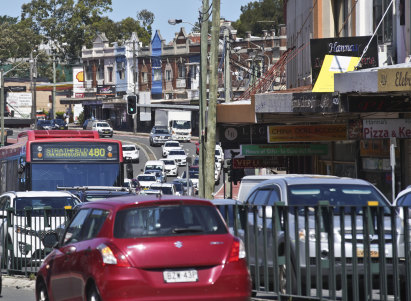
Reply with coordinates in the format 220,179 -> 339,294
21,0 -> 113,64
231,0 -> 284,38
136,9 -> 154,37
0,18 -> 41,64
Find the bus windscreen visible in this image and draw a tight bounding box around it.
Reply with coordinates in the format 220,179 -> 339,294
31,163 -> 121,190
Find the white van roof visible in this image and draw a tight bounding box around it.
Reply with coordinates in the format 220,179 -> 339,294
237,175 -> 287,203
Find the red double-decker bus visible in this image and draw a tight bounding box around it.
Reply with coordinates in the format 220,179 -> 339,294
0,130 -> 124,193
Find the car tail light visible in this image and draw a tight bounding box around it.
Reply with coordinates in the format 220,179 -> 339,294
97,243 -> 131,267
227,238 -> 246,263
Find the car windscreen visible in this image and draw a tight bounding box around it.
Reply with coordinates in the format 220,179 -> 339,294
287,184 -> 391,214
15,196 -> 78,216
122,146 -> 136,151
114,204 -> 227,238
145,165 -> 162,171
162,160 -> 174,165
96,123 -> 109,127
169,150 -> 185,155
165,142 -> 180,148
54,119 -> 65,125
138,175 -> 156,181
155,128 -> 169,134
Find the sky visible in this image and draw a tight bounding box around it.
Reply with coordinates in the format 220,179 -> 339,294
2,0 -> 252,42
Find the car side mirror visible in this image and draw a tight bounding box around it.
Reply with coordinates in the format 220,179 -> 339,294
258,206 -> 273,219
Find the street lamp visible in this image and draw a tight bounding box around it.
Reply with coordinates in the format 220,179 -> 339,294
1,60 -> 29,146
169,14 -> 209,198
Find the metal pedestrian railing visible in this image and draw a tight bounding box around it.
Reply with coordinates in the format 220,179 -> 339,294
215,202 -> 411,301
2,203 -> 410,301
2,207 -> 74,276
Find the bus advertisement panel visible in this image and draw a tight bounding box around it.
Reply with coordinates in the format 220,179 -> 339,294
0,130 -> 124,193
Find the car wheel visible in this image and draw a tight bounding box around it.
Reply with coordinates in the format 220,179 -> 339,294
278,262 -> 297,295
37,280 -> 49,301
87,284 -> 101,301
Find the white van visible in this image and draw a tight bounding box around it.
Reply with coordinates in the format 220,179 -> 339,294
144,160 -> 166,179
237,175 -> 283,203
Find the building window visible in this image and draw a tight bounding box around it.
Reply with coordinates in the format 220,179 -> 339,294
142,72 -> 148,83
178,63 -> 186,78
373,0 -> 392,43
190,65 -> 197,80
166,69 -> 172,81
153,68 -> 161,81
98,64 -> 104,80
117,61 -> 125,80
107,67 -> 113,82
86,65 -> 92,81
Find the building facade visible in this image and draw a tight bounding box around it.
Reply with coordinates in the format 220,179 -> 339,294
217,0 -> 411,201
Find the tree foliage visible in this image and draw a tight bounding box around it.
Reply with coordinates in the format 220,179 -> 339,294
137,9 -> 154,36
0,17 -> 41,64
1,1 -> 154,66
231,0 -> 284,38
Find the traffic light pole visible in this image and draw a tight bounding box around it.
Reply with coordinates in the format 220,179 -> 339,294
133,41 -> 137,134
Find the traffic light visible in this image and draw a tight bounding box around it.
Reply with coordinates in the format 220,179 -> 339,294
127,95 -> 137,115
224,159 -> 232,182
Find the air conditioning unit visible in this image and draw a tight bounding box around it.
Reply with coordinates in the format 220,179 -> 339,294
85,81 -> 92,89
97,79 -> 104,85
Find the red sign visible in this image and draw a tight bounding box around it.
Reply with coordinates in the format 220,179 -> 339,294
233,158 -> 281,169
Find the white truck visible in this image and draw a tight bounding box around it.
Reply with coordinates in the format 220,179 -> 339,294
155,110 -> 192,142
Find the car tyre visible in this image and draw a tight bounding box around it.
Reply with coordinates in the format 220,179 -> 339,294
278,261 -> 297,295
87,284 -> 101,301
37,280 -> 49,301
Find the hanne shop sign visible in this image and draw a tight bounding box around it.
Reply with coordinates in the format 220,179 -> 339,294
363,119 -> 411,139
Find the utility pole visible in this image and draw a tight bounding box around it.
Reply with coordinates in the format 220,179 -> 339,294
30,52 -> 38,123
133,41 -> 137,134
198,0 -> 209,198
0,69 -> 4,146
52,52 -> 56,119
205,0 -> 220,199
224,28 -> 231,103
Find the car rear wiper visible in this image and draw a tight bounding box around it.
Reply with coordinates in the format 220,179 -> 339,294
172,226 -> 204,233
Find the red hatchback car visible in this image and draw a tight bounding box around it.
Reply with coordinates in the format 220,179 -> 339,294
35,195 -> 251,301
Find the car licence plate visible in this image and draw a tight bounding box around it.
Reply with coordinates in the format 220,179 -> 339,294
356,248 -> 379,258
163,269 -> 198,283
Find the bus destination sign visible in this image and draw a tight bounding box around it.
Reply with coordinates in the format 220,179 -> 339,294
31,142 -> 119,161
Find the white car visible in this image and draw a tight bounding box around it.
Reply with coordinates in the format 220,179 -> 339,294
0,191 -> 81,269
149,183 -> 176,195
215,145 -> 224,163
160,158 -> 178,176
122,144 -> 140,163
136,173 -> 158,190
88,121 -> 113,138
162,140 -> 181,157
167,149 -> 187,166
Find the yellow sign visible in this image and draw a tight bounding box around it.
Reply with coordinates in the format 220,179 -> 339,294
313,55 -> 360,92
267,124 -> 347,143
378,68 -> 411,92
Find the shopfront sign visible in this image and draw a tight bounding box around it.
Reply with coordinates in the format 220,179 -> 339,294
310,36 -> 378,87
241,144 -> 328,156
363,119 -> 411,139
233,157 -> 282,169
267,124 -> 347,142
292,92 -> 341,113
97,85 -> 116,96
378,68 -> 411,92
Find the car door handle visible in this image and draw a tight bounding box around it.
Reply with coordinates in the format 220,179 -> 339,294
65,246 -> 76,255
